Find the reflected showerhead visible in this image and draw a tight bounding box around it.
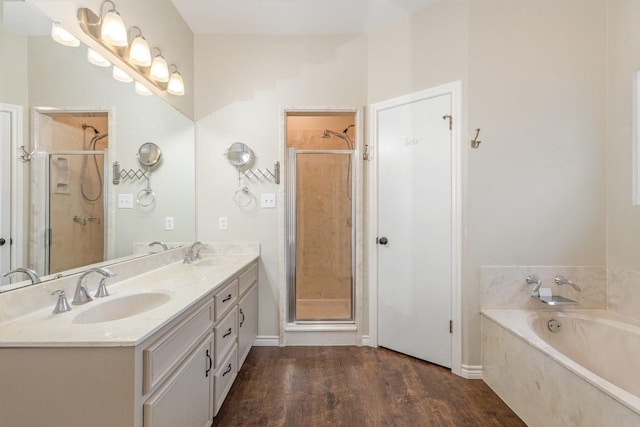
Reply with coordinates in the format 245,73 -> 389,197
343,124 -> 355,134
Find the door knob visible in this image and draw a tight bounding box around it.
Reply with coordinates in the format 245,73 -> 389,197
0,238 -> 5,246
377,237 -> 388,245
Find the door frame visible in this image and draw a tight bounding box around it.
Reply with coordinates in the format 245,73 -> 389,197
0,103 -> 26,272
367,82 -> 462,376
279,106 -> 364,345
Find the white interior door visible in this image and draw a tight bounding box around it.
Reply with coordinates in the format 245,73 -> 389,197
0,111 -> 11,278
377,93 -> 453,368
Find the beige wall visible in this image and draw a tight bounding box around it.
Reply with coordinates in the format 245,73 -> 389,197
194,34 -> 367,337
606,0 -> 640,271
465,0 -> 607,364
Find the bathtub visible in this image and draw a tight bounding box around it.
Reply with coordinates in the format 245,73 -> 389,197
481,309 -> 640,426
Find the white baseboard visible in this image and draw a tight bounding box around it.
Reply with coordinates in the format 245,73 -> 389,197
460,364 -> 483,379
361,335 -> 374,347
253,335 -> 279,346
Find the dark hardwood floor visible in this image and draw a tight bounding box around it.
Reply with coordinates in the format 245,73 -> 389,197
214,347 -> 525,427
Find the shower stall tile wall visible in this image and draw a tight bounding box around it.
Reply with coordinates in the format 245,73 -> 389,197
480,266 -> 606,310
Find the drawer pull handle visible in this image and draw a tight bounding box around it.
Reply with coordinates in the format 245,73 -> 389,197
223,327 -> 232,338
222,294 -> 232,303
222,363 -> 232,376
240,309 -> 245,327
205,349 -> 213,378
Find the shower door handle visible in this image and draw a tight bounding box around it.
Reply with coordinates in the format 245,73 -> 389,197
377,237 -> 388,245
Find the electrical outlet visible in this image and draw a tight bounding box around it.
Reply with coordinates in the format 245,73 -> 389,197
219,217 -> 228,230
165,217 -> 174,231
261,193 -> 276,208
118,194 -> 133,209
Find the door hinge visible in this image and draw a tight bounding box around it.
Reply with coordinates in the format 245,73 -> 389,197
449,320 -> 453,334
442,115 -> 452,131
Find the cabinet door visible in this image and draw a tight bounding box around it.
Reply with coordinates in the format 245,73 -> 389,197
238,282 -> 258,369
144,335 -> 214,427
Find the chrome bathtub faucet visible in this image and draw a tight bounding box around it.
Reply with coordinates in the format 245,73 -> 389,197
554,275 -> 581,292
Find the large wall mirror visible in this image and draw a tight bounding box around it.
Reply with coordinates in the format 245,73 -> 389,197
0,2 -> 196,291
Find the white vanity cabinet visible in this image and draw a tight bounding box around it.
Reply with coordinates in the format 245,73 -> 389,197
237,263 -> 258,369
0,258 -> 260,427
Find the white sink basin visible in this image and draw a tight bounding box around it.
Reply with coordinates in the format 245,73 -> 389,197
194,257 -> 232,267
72,291 -> 171,324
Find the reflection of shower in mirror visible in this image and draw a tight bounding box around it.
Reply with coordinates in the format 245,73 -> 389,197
80,123 -> 107,203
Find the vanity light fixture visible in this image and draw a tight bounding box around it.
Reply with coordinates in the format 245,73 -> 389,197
77,5 -> 186,96
135,81 -> 153,96
112,66 -> 133,82
99,0 -> 127,47
149,48 -> 169,83
128,27 -> 151,67
51,22 -> 80,47
167,65 -> 185,96
87,48 -> 110,67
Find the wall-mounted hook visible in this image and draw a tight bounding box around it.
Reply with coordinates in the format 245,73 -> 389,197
471,128 -> 482,149
19,146 -> 33,162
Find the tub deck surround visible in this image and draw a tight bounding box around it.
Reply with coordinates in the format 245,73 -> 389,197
482,309 -> 640,426
480,266 -> 606,310
0,242 -> 259,347
608,268 -> 640,322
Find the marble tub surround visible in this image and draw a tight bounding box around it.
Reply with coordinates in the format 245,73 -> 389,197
0,242 -> 259,327
608,268 -> 640,322
482,313 -> 640,426
480,266 -> 606,310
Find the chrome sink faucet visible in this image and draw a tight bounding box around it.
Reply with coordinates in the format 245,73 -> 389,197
184,241 -> 205,264
72,267 -> 116,305
149,241 -> 169,252
2,267 -> 41,285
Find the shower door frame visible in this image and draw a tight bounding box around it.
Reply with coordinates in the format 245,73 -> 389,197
280,107 -> 364,345
287,149 -> 356,324
30,107 -> 116,275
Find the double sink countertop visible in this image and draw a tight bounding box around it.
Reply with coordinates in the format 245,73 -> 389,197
0,247 -> 258,348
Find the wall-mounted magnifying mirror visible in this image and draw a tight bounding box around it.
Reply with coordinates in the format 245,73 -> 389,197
137,142 -> 162,167
226,142 -> 252,167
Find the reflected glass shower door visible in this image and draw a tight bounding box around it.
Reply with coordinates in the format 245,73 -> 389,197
47,152 -> 106,274
293,151 -> 354,321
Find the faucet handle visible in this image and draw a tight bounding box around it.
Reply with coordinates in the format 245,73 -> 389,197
94,277 -> 110,298
52,290 -> 72,314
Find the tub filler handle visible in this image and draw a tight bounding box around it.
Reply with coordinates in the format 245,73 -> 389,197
554,275 -> 581,292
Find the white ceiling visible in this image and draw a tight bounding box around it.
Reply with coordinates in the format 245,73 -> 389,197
169,0 -> 440,35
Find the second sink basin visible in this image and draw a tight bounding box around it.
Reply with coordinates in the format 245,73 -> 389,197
72,291 -> 171,324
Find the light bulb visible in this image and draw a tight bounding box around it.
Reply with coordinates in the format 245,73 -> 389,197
129,35 -> 151,66
51,22 -> 79,47
150,55 -> 169,82
135,82 -> 152,96
87,48 -> 110,67
167,71 -> 185,96
101,9 -> 127,47
112,66 -> 132,82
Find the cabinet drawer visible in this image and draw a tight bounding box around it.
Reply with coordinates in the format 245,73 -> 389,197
144,335 -> 213,427
214,306 -> 237,367
214,279 -> 238,321
238,262 -> 258,296
214,344 -> 237,416
143,302 -> 213,394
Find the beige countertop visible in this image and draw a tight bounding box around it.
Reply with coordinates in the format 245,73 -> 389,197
0,254 -> 258,347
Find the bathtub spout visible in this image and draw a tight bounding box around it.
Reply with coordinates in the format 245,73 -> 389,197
526,274 -> 543,296
554,275 -> 581,292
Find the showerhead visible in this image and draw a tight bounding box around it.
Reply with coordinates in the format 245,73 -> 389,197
82,123 -> 100,135
343,124 -> 355,134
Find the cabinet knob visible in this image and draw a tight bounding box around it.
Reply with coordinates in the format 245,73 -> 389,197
377,237 -> 388,245
0,238 -> 5,246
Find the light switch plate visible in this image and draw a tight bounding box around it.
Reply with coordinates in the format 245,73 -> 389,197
165,217 -> 174,231
118,194 -> 133,209
261,193 -> 276,208
219,217 -> 228,230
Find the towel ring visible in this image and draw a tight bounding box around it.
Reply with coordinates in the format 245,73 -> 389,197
136,187 -> 155,207
233,186 -> 253,208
